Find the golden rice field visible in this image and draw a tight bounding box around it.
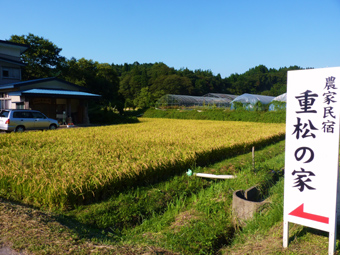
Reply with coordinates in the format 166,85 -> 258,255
0,118 -> 285,209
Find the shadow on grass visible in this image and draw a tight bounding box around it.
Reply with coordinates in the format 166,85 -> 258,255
0,197 -> 121,244
288,225 -> 335,244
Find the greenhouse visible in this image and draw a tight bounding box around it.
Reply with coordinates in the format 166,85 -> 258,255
269,93 -> 287,111
203,93 -> 238,102
155,94 -> 233,108
230,93 -> 275,110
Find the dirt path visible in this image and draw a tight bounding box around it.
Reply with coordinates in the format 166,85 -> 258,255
0,246 -> 25,255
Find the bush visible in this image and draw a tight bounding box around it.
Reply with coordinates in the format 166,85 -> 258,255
88,105 -> 139,124
143,108 -> 286,123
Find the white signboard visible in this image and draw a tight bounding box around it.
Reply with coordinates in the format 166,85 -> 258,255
283,67 -> 340,254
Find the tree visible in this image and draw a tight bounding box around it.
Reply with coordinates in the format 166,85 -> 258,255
119,74 -> 135,108
150,74 -> 193,96
9,33 -> 66,80
62,58 -> 122,112
133,87 -> 152,108
194,79 -> 209,95
62,57 -> 97,86
95,63 -> 120,102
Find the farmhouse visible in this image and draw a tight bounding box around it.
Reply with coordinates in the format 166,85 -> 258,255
0,39 -> 100,124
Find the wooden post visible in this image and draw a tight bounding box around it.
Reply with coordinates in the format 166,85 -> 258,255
252,146 -> 255,172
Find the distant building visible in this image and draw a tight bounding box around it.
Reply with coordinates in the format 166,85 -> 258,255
230,93 -> 275,110
269,93 -> 287,111
0,40 -> 100,124
203,93 -> 237,102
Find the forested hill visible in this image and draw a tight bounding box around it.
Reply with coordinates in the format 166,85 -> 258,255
113,62 -> 301,108
9,33 -> 303,110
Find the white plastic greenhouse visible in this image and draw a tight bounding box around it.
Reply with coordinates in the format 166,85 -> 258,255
271,93 -> 287,102
155,94 -> 235,108
269,93 -> 287,111
203,93 -> 238,102
230,93 -> 275,110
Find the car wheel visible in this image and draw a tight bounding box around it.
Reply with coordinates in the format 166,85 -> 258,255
49,124 -> 57,130
15,126 -> 25,133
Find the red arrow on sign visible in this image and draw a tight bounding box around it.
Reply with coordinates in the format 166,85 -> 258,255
289,203 -> 329,224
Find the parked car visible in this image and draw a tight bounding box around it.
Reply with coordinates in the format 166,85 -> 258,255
0,109 -> 59,132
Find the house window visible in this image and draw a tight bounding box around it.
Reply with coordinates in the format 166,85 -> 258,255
2,69 -> 9,77
2,67 -> 20,79
16,102 -> 25,109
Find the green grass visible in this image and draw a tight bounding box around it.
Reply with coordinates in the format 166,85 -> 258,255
122,155 -> 284,254
143,107 -> 286,123
63,140 -> 286,254
220,152 -> 340,255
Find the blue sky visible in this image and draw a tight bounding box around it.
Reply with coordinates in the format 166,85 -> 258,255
2,0 -> 340,78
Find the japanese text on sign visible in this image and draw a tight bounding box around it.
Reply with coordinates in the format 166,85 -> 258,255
291,77 -> 337,192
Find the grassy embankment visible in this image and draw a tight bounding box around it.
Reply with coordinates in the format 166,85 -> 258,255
143,107 -> 286,123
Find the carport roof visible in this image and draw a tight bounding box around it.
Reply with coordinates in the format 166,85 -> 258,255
8,89 -> 101,99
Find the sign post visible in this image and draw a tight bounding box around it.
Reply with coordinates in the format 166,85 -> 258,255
283,67 -> 340,254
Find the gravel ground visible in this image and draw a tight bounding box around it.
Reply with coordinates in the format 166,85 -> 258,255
0,246 -> 26,255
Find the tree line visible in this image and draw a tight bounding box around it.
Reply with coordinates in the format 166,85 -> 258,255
8,33 -> 303,112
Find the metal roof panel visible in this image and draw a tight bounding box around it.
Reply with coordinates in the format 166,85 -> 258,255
8,89 -> 101,98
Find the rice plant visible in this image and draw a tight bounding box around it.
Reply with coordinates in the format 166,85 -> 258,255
0,118 -> 285,209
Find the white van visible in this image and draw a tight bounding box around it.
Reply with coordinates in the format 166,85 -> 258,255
0,109 -> 59,132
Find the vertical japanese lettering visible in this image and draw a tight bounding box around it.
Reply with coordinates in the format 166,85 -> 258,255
292,89 -> 318,192
323,77 -> 337,133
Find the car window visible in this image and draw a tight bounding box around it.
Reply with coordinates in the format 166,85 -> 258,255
13,112 -> 22,118
32,112 -> 45,118
0,111 -> 9,117
13,112 -> 33,118
22,112 -> 33,118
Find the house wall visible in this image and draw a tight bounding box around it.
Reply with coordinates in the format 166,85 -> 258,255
0,61 -> 22,85
28,97 -> 84,124
9,96 -> 21,108
0,46 -> 21,58
0,95 -> 21,110
0,43 -> 23,85
0,97 -> 10,109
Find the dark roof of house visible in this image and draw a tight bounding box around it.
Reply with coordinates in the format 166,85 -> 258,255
0,55 -> 26,66
0,77 -> 90,91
